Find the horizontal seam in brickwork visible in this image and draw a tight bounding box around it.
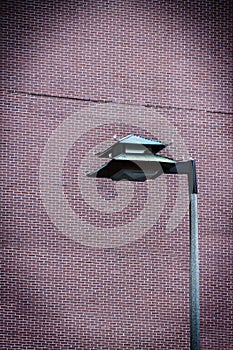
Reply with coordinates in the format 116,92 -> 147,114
2,88 -> 233,116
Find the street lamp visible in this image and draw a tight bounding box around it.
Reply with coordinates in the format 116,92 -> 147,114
87,134 -> 200,350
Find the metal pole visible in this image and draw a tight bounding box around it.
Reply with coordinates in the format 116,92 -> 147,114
188,160 -> 200,350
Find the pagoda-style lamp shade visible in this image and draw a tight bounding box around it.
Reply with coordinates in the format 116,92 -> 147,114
87,134 -> 176,182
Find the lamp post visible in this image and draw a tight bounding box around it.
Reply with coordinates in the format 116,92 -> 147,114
87,135 -> 200,350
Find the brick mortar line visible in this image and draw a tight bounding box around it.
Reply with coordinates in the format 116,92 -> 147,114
1,89 -> 233,116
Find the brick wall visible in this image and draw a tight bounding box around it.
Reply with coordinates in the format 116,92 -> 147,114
1,1 -> 232,349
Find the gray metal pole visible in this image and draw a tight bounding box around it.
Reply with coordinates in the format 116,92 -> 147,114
189,160 -> 200,350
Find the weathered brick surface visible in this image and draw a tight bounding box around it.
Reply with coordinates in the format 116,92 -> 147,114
1,1 -> 232,349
